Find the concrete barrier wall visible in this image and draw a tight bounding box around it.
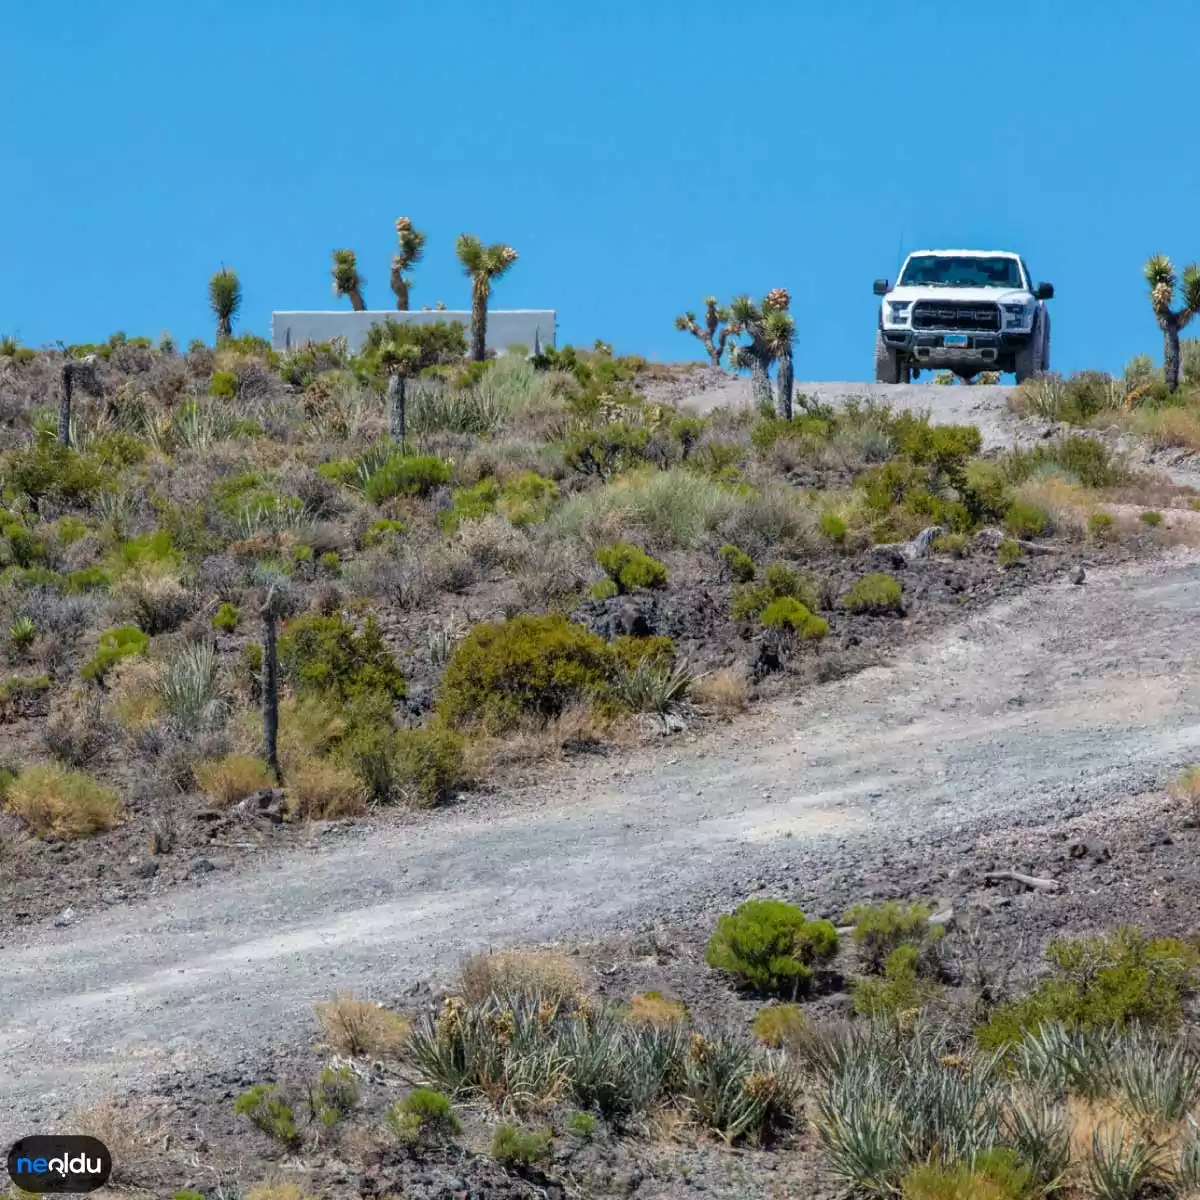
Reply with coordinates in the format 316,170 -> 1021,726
271,310 -> 556,355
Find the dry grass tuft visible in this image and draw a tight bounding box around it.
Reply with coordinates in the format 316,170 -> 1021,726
692,667 -> 751,715
1170,766 -> 1200,826
459,947 -> 585,1004
626,990 -> 689,1028
71,1099 -> 167,1190
315,992 -> 411,1058
195,754 -> 277,807
244,1185 -> 318,1200
5,765 -> 122,838
284,756 -> 367,820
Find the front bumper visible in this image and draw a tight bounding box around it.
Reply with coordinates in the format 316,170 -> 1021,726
881,327 -> 1033,366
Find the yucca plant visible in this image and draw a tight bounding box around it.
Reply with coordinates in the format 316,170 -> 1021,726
1144,254 -> 1200,392
390,216 -> 426,311
208,267 -> 242,342
1003,1096 -> 1070,1194
9,616 -> 36,654
332,249 -> 367,311
674,297 -> 734,367
455,234 -> 518,362
1111,1026 -> 1200,1126
611,657 -> 692,715
1086,1127 -> 1164,1200
156,642 -> 230,730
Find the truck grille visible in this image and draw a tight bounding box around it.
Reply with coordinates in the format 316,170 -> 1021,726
911,301 -> 1000,332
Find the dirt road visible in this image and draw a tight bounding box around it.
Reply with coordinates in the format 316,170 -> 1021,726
4,548 -> 1200,1137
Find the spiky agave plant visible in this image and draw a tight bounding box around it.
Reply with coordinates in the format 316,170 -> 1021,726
674,297 -> 734,367
1145,254 -> 1200,392
390,216 -> 427,311
455,234 -> 518,362
208,267 -> 242,342
332,249 -> 367,311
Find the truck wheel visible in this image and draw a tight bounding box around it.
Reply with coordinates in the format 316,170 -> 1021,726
1014,317 -> 1044,383
1041,312 -> 1051,373
875,331 -> 902,384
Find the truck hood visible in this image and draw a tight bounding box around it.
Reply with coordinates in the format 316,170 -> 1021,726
885,286 -> 1033,305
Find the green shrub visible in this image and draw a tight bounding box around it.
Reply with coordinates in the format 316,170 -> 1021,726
731,562 -> 819,622
1140,509 -> 1163,527
491,1124 -> 553,1168
820,511 -> 849,544
278,612 -> 405,705
843,901 -> 942,973
1088,511 -> 1114,540
306,1065 -> 360,1131
208,370 -> 238,398
718,543 -> 756,582
318,551 -> 341,576
613,635 -> 676,671
589,577 -> 619,601
438,615 -> 615,731
566,1110 -> 597,1138
113,530 -> 181,574
841,573 -> 903,614
595,542 -> 667,592
361,454 -> 451,503
0,674 -> 51,722
997,538 -> 1023,567
900,1149 -> 1033,1200
760,597 -> 829,640
976,926 -> 1199,1049
1004,500 -> 1050,539
362,517 -> 407,548
4,443 -> 105,508
441,473 -> 558,533
932,532 -> 969,557
562,422 -> 650,478
233,1083 -> 301,1147
65,566 -> 112,593
340,725 -> 466,807
212,602 -> 239,632
387,1087 -> 461,1146
705,899 -> 839,997
851,944 -> 941,1020
1004,435 -> 1125,489
82,625 -> 150,683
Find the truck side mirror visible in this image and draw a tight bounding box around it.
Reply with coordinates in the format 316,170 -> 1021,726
873,279 -> 890,296
1035,282 -> 1054,300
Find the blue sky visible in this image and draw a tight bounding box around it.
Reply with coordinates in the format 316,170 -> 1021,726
1,0 -> 1194,379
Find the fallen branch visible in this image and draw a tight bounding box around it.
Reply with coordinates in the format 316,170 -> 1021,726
984,869 -> 1061,893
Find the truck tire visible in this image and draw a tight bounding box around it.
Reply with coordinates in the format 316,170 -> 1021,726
1014,315 -> 1045,383
1041,312 -> 1051,374
875,331 -> 902,384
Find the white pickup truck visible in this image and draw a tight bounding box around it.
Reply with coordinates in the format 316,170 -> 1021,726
874,249 -> 1053,384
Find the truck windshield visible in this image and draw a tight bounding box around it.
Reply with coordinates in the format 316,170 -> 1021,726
899,255 -> 1023,288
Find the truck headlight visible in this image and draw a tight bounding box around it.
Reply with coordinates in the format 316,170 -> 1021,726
887,301 -> 911,322
1003,303 -> 1033,324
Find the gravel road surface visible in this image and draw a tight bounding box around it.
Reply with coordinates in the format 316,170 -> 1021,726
4,548 -> 1200,1137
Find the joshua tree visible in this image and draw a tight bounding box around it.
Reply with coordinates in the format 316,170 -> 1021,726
728,289 -> 797,418
208,267 -> 242,341
1145,255 -> 1200,392
674,297 -> 734,367
390,217 -> 427,311
260,588 -> 282,783
332,249 -> 367,311
58,355 -> 101,447
455,234 -> 518,361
